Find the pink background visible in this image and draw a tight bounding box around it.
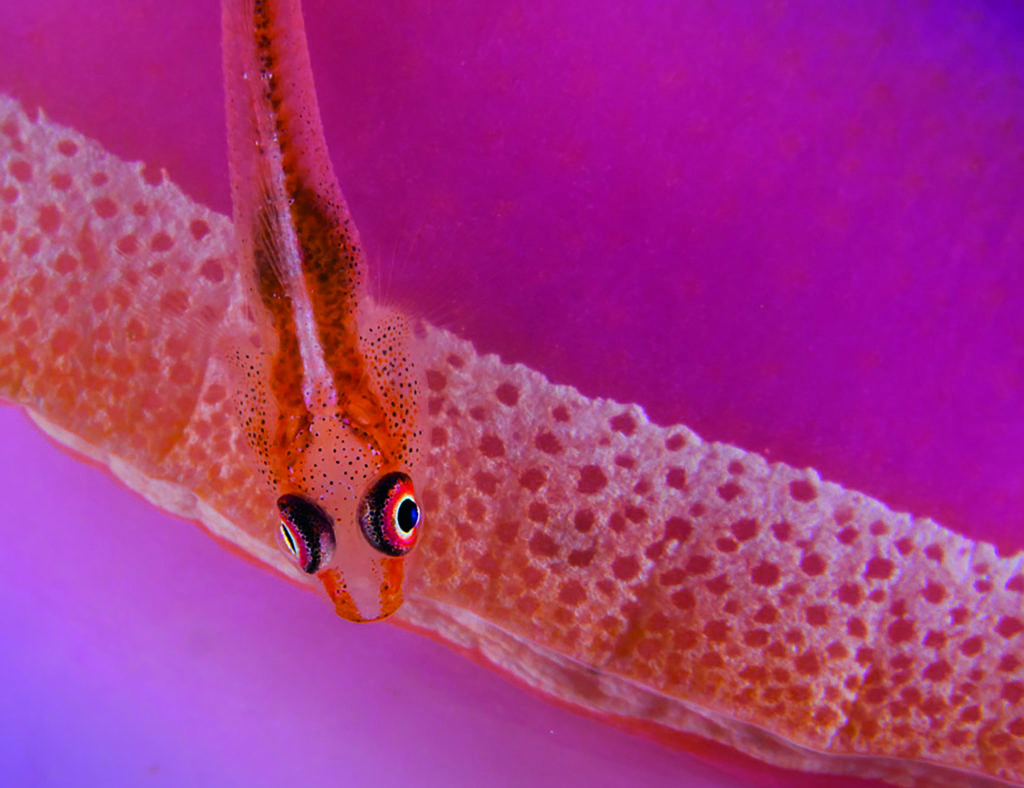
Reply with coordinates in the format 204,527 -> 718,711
0,1 -> 1021,785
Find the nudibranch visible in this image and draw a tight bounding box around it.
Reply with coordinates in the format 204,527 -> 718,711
0,0 -> 1021,786
220,0 -> 424,621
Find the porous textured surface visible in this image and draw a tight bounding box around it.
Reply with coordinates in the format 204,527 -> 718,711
406,331 -> 1024,787
0,95 -> 278,553
0,99 -> 230,457
1,93 -> 1022,787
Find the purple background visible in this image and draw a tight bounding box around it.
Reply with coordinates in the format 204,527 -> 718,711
0,1 -> 1021,786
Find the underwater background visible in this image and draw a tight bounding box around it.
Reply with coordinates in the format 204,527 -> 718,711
0,1 -> 1021,785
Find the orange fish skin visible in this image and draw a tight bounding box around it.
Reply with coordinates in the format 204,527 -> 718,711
220,0 -> 424,621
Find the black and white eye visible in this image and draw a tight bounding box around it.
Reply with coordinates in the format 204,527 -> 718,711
358,472 -> 421,556
277,494 -> 336,573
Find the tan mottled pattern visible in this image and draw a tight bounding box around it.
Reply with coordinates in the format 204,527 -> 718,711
1,95 -> 1021,787
405,332 -> 1024,787
0,97 -> 279,558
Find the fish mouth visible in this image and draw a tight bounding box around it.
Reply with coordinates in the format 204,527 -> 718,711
318,560 -> 404,623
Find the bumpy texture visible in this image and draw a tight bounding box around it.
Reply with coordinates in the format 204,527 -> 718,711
405,333 -> 1024,787
1,94 -> 1022,787
0,96 -> 279,560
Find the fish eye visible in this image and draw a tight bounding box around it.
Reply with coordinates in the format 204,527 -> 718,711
358,472 -> 421,556
277,494 -> 337,574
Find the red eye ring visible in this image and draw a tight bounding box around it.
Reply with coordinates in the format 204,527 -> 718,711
358,472 -> 421,556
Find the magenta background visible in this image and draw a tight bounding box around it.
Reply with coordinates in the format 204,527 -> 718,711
0,1 -> 1021,786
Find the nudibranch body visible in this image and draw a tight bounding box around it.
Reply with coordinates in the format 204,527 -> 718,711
221,0 -> 423,621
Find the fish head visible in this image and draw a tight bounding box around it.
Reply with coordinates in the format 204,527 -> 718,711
246,301 -> 425,622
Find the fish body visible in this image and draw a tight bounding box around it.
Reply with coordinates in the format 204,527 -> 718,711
220,0 -> 424,621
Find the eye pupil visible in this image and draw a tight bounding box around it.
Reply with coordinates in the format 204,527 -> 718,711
397,498 -> 420,534
280,524 -> 298,556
